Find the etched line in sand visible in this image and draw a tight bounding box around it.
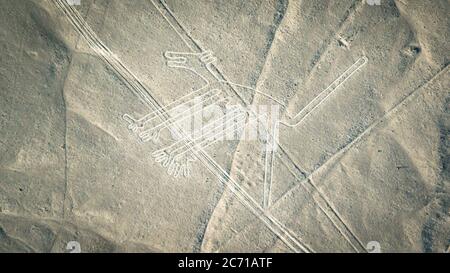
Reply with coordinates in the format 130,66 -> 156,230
149,0 -> 371,252
270,64 -> 449,251
122,87 -> 218,133
152,108 -> 246,177
54,0 -> 313,253
136,90 -> 225,143
281,55 -> 368,127
263,109 -> 279,209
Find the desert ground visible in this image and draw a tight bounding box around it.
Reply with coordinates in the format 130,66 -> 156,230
0,0 -> 449,252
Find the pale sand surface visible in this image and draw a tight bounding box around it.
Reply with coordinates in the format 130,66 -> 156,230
0,0 -> 448,252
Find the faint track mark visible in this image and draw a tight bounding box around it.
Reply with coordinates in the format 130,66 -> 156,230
54,0 -> 312,253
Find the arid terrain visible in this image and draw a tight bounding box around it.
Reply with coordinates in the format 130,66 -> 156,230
0,0 -> 449,253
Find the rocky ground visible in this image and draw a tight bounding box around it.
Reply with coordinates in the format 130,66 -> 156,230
0,0 -> 448,252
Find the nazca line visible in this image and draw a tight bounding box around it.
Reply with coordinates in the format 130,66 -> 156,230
176,111 -> 264,158
280,56 -> 368,127
137,89 -> 225,142
124,50 -> 224,135
152,108 -> 247,177
123,87 -> 220,132
54,0 -> 313,253
150,0 -> 368,252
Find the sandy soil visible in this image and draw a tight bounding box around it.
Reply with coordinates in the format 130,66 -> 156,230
0,0 -> 448,252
